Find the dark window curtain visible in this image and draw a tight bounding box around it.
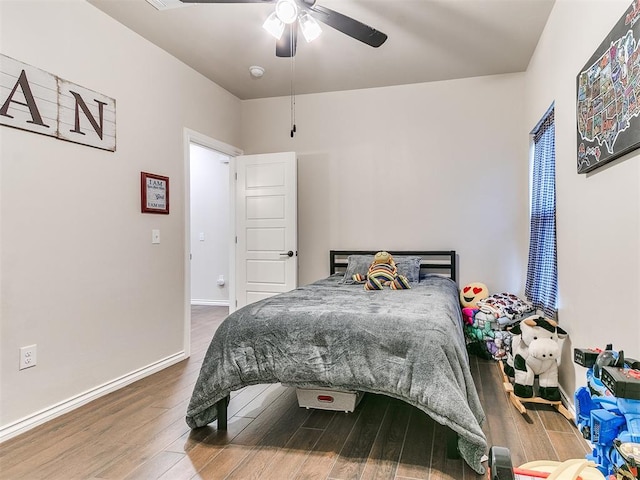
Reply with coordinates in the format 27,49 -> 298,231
526,108 -> 557,318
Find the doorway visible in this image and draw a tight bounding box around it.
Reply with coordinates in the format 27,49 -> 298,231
189,144 -> 230,307
183,129 -> 242,356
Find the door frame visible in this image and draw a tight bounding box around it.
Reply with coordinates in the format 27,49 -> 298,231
183,128 -> 242,357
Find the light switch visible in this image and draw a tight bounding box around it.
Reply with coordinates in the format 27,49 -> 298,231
199,232 -> 205,241
152,229 -> 160,244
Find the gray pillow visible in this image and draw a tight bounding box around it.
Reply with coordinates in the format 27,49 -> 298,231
341,254 -> 422,284
341,255 -> 374,284
395,256 -> 422,283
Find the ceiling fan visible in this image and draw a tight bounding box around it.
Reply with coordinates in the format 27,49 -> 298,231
178,0 -> 388,57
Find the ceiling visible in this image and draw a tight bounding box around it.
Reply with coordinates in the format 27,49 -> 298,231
87,0 -> 556,100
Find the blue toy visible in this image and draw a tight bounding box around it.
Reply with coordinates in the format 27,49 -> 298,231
573,345 -> 640,479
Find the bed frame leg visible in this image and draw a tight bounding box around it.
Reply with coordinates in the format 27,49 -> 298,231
217,395 -> 229,430
446,429 -> 460,459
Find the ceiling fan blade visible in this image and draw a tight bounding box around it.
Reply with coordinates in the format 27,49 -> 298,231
305,4 -> 387,48
179,0 -> 274,4
276,22 -> 298,57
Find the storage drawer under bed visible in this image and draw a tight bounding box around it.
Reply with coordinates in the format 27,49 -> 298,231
295,387 -> 364,412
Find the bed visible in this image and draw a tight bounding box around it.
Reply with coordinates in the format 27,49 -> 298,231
185,250 -> 487,474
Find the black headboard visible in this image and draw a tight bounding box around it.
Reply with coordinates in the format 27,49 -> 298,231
329,250 -> 457,283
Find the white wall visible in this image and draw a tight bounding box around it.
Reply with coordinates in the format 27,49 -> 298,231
525,0 -> 640,398
190,144 -> 230,305
241,75 -> 531,291
0,0 -> 241,433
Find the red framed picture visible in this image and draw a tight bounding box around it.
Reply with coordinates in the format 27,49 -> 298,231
141,172 -> 169,214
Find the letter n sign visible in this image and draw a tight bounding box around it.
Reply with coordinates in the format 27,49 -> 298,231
0,54 -> 116,152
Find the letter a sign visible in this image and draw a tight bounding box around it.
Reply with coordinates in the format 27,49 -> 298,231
0,54 -> 116,152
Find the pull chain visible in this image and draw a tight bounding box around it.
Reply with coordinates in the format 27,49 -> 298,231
290,33 -> 296,138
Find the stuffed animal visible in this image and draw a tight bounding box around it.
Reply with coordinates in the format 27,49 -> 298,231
504,315 -> 567,401
352,251 -> 410,290
460,282 -> 489,325
486,331 -> 511,361
460,282 -> 489,308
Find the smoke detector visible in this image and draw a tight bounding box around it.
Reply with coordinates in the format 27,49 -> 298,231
249,66 -> 265,78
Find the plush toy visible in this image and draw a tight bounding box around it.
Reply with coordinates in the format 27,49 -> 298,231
486,331 -> 512,361
504,315 -> 567,401
460,282 -> 489,325
464,321 -> 493,342
460,282 -> 489,308
353,251 -> 410,290
464,317 -> 498,360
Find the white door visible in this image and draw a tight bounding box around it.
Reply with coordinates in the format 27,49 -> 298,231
235,152 -> 297,310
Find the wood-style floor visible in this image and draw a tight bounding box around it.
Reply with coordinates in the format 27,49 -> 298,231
0,306 -> 590,480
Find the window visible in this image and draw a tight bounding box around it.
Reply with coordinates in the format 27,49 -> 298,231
526,106 -> 557,318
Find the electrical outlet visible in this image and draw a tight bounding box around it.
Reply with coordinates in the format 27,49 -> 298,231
19,345 -> 37,370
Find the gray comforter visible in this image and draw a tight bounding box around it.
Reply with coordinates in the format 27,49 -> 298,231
186,274 -> 487,473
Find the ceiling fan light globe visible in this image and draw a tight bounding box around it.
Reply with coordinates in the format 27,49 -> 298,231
299,12 -> 321,42
275,0 -> 298,24
263,11 -> 285,39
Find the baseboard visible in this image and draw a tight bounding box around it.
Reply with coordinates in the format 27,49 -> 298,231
0,350 -> 186,443
559,384 -> 576,420
191,299 -> 229,307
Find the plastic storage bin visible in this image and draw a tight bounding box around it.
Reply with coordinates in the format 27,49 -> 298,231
295,388 -> 363,412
